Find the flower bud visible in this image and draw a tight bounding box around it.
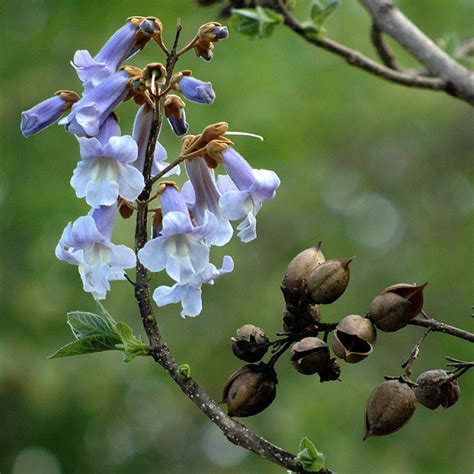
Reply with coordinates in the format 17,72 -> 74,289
414,370 -> 460,410
222,364 -> 277,417
306,258 -> 353,304
291,337 -> 330,375
332,315 -> 376,363
369,283 -> 427,332
364,379 -> 417,439
231,324 -> 269,362
282,243 -> 326,297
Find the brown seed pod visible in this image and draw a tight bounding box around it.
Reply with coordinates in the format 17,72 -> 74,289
231,324 -> 269,362
332,315 -> 376,363
369,292 -> 414,332
318,359 -> 342,382
364,379 -> 417,439
415,369 -> 460,410
306,258 -> 354,304
291,337 -> 331,375
384,283 -> 426,316
222,364 -> 277,417
282,304 -> 321,333
282,243 -> 326,297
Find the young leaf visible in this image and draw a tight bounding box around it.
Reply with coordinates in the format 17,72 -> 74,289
178,364 -> 191,378
231,6 -> 284,39
310,0 -> 325,20
311,0 -> 342,28
297,436 -> 326,472
67,311 -> 115,339
115,322 -> 149,363
48,333 -> 122,359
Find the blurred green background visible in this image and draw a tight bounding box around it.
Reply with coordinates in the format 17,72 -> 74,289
1,1 -> 473,473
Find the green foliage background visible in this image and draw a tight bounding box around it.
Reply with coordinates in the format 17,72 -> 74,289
1,1 -> 472,473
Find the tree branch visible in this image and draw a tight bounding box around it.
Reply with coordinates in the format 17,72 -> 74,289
275,0 -> 447,93
370,23 -> 401,70
408,317 -> 474,343
359,0 -> 474,104
133,23 -> 317,474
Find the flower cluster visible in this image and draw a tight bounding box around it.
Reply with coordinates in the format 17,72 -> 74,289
21,17 -> 279,317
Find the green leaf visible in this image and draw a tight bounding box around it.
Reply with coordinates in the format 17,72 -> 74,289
178,364 -> 191,378
231,6 -> 284,39
310,0 -> 341,28
115,322 -> 149,363
48,333 -> 122,359
297,437 -> 326,472
67,311 -> 115,339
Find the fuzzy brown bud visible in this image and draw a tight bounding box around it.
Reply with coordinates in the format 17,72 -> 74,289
414,370 -> 460,410
306,258 -> 353,304
364,379 -> 416,439
282,243 -> 326,297
332,315 -> 376,363
231,324 -> 269,362
222,365 -> 277,417
291,337 -> 330,375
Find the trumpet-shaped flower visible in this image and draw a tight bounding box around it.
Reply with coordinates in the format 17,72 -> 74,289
71,114 -> 144,208
55,204 -> 136,299
72,18 -> 159,91
20,91 -> 79,138
153,256 -> 234,317
217,147 -> 280,243
132,105 -> 180,177
60,69 -> 131,137
138,184 -> 217,283
177,75 -> 215,104
182,157 -> 233,246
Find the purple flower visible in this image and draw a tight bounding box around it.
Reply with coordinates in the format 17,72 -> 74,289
71,114 -> 144,208
20,91 -> 79,138
182,157 -> 233,246
72,19 -> 160,91
217,147 -> 280,243
138,184 -> 217,283
132,105 -> 180,177
153,256 -> 234,317
177,75 -> 215,104
55,204 -> 136,299
60,69 -> 132,137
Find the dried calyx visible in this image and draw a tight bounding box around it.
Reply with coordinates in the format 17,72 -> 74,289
222,364 -> 278,417
332,315 -> 376,363
414,369 -> 460,410
231,324 -> 269,362
364,379 -> 417,439
368,283 -> 427,332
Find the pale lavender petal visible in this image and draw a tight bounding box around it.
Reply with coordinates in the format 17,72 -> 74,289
138,238 -> 168,273
21,95 -> 69,138
115,163 -> 145,201
219,190 -> 251,220
104,135 -> 138,164
236,212 -> 257,243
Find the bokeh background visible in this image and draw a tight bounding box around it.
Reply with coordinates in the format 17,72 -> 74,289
1,1 -> 473,473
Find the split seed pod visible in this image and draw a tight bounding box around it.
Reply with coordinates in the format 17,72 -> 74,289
415,369 -> 460,410
222,364 -> 277,417
364,379 -> 416,439
231,324 -> 269,362
369,283 -> 427,332
306,258 -> 354,304
332,315 -> 376,363
291,337 -> 330,375
282,243 -> 326,297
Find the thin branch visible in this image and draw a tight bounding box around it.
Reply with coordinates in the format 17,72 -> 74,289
359,0 -> 474,104
457,37 -> 474,59
133,21 -> 316,474
370,23 -> 400,70
408,317 -> 474,343
275,0 -> 447,93
401,328 -> 431,377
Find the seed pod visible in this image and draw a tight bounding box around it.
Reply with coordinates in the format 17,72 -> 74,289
282,304 -> 321,333
306,258 -> 354,304
318,359 -> 342,382
332,315 -> 376,363
369,292 -> 414,332
291,337 -> 330,375
222,364 -> 277,417
415,369 -> 460,410
282,243 -> 326,297
231,324 -> 269,362
364,379 -> 416,439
